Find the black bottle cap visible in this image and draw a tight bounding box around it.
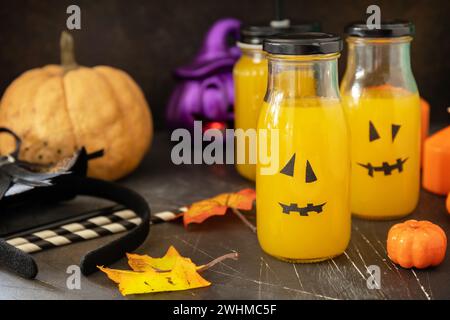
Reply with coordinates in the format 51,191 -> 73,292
345,21 -> 415,38
240,22 -> 321,45
263,32 -> 343,55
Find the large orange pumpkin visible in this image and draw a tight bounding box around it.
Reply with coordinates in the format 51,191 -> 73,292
0,32 -> 153,180
387,220 -> 447,269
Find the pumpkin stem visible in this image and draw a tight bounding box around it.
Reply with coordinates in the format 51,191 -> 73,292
60,31 -> 78,73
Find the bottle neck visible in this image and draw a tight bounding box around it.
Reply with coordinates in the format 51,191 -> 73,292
265,53 -> 341,103
238,43 -> 265,62
341,36 -> 417,94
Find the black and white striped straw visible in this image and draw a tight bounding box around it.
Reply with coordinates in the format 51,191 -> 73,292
6,206 -> 188,254
7,209 -> 138,247
12,217 -> 143,253
150,207 -> 187,224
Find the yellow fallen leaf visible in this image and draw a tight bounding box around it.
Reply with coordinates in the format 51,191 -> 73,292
99,256 -> 210,295
127,246 -> 199,272
98,246 -> 238,296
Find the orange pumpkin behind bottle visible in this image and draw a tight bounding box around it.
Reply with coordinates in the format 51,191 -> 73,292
422,126 -> 450,195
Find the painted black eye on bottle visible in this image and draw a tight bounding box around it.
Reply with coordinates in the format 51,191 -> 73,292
280,154 -> 317,183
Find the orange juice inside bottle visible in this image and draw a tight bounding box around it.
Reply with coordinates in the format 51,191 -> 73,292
257,98 -> 351,261
342,87 -> 421,219
233,46 -> 267,180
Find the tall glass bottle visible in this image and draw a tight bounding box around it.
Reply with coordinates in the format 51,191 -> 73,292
234,23 -> 320,181
341,22 -> 421,220
257,33 -> 350,262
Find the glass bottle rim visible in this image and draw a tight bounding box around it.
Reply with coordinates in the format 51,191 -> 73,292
237,41 -> 263,51
266,52 -> 340,62
346,36 -> 413,45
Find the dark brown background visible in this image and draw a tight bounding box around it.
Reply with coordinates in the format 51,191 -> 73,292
0,0 -> 448,129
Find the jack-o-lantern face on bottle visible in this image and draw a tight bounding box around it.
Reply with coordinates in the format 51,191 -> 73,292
344,97 -> 421,219
277,154 -> 326,216
357,121 -> 407,177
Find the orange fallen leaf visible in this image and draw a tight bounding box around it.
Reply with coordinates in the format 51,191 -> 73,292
183,188 -> 256,227
99,246 -> 238,296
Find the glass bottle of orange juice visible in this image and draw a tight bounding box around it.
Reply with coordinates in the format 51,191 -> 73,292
256,33 -> 350,262
340,22 -> 421,220
233,23 -> 320,181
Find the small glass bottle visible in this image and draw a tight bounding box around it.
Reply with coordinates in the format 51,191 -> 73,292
233,23 -> 320,181
256,33 -> 350,262
340,22 -> 421,220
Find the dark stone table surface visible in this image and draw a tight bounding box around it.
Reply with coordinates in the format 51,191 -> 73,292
0,132 -> 449,300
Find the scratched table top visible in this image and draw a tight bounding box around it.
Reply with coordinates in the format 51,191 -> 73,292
0,132 -> 449,300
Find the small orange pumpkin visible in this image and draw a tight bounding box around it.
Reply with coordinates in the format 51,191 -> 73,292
387,220 -> 447,269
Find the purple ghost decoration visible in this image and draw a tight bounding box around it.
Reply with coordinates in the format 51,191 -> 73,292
166,18 -> 241,131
